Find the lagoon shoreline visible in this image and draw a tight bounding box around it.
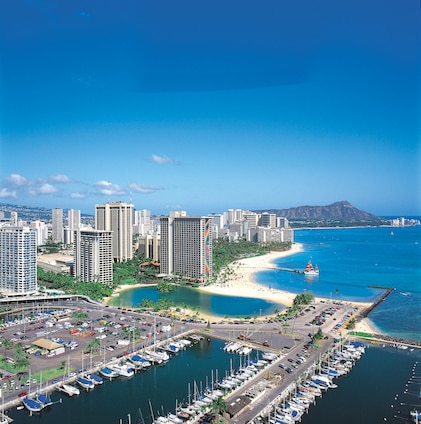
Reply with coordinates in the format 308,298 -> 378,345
106,242 -> 379,334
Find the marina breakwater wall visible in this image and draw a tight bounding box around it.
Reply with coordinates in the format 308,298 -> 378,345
352,286 -> 421,349
350,333 -> 421,349
360,286 -> 395,318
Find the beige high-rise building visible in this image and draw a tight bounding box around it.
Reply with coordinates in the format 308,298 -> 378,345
73,230 -> 113,284
260,212 -> 277,228
160,215 -> 212,281
95,202 -> 133,262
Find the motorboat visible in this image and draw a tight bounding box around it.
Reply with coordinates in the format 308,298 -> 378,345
130,354 -> 151,368
99,367 -> 119,379
109,362 -> 135,377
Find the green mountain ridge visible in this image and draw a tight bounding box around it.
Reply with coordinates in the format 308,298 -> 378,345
253,200 -> 384,223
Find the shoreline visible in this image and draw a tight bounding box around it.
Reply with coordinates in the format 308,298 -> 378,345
197,242 -> 372,315
353,316 -> 384,335
104,242 -> 374,322
197,243 -> 304,308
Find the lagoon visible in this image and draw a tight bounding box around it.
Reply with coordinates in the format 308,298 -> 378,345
108,285 -> 284,319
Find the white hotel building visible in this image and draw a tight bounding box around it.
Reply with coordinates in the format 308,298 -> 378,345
0,226 -> 37,294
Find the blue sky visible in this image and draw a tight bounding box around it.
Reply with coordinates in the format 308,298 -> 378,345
0,0 -> 419,216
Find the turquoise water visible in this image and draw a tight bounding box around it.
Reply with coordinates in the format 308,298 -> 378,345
261,226 -> 421,340
112,225 -> 420,340
109,285 -> 284,318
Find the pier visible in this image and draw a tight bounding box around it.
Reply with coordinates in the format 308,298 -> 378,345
274,266 -> 304,274
244,265 -> 304,274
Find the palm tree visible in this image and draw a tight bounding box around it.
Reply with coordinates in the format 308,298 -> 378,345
211,397 -> 227,416
2,338 -> 13,350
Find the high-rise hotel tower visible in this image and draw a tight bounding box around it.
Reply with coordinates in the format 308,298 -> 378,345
95,202 -> 133,262
73,230 -> 113,284
0,226 -> 37,294
52,208 -> 63,243
160,214 -> 212,281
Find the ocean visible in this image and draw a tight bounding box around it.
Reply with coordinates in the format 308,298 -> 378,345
260,225 -> 421,341
9,225 -> 421,423
112,225 -> 421,340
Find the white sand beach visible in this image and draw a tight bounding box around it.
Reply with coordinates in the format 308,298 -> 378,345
104,242 -> 373,321
198,242 -> 372,311
353,317 -> 383,335
198,243 -> 304,307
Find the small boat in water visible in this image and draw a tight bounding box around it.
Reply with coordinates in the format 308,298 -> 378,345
304,260 -> 319,276
99,367 -> 120,379
109,363 -> 135,377
87,373 -> 103,385
59,383 -> 80,396
130,354 -> 151,368
22,397 -> 44,412
410,409 -> 421,423
36,392 -> 53,407
77,376 -> 95,390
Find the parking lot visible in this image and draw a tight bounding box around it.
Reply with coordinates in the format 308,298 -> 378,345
0,294 -> 358,411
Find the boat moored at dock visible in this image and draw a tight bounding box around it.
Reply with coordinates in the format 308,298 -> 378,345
21,397 -> 43,413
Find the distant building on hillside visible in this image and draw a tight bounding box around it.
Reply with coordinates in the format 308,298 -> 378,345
247,227 -> 294,244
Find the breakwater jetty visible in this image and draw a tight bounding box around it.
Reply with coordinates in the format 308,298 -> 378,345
360,286 -> 395,318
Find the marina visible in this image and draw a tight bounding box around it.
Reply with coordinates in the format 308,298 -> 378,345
0,226 -> 420,423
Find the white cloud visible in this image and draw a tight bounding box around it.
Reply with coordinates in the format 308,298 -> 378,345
131,183 -> 164,194
6,173 -> 27,186
70,192 -> 86,199
0,188 -> 16,198
30,183 -> 59,195
151,154 -> 178,165
49,174 -> 71,183
95,180 -> 125,196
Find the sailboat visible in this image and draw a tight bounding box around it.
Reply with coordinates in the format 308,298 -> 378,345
304,259 -> 319,276
36,370 -> 53,407
36,392 -> 53,407
60,383 -> 80,396
22,396 -> 44,413
77,376 -> 95,390
87,372 -> 104,385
